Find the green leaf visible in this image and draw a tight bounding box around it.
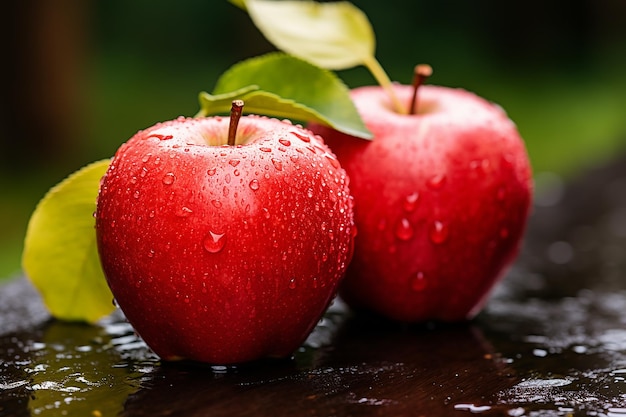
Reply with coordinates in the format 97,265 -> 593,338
198,52 -> 372,139
231,0 -> 406,114
22,159 -> 113,323
233,0 -> 375,70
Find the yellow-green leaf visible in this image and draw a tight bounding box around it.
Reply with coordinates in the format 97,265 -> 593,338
22,159 -> 113,323
232,0 -> 375,70
198,52 -> 372,139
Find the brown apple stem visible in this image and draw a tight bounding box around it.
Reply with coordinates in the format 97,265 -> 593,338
409,64 -> 433,115
228,100 -> 244,146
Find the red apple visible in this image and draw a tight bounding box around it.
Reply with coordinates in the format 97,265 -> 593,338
308,82 -> 532,322
95,110 -> 355,364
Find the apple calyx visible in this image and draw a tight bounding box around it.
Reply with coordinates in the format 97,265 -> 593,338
409,64 -> 433,115
228,100 -> 245,146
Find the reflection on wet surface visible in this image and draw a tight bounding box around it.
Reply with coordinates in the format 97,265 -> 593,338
2,155 -> 626,416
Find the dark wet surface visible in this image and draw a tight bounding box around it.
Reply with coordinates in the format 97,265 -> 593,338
2,153 -> 626,416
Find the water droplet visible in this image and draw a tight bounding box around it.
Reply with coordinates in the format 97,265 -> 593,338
147,249 -> 155,258
290,130 -> 310,142
271,158 -> 283,171
427,174 -> 446,190
203,231 -> 226,253
453,404 -> 491,413
410,271 -> 427,291
229,159 -> 240,167
140,167 -> 148,177
403,192 -> 419,212
133,190 -> 140,199
176,206 -> 193,217
262,207 -> 271,219
224,173 -> 231,184
307,188 -> 314,198
162,172 -> 175,185
279,138 -> 291,147
211,199 -> 222,208
207,168 -> 216,176
324,154 -> 340,169
259,146 -> 272,153
395,218 -> 414,241
288,278 -> 297,289
429,221 -> 449,244
249,179 -> 260,191
148,134 -> 173,141
141,153 -> 152,163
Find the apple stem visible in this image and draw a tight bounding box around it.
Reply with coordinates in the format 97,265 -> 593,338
362,55 -> 406,114
228,100 -> 244,146
409,64 -> 433,115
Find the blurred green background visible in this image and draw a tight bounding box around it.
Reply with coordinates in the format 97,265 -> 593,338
1,0 -> 625,279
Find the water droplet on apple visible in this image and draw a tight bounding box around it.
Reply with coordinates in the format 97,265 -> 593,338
403,192 -> 420,212
395,218 -> 414,241
141,153 -> 152,163
207,168 -> 216,176
271,158 -> 283,171
427,174 -> 446,190
162,172 -> 175,185
279,138 -> 291,147
262,207 -> 271,219
249,179 -> 260,191
307,188 -> 314,198
140,167 -> 148,178
203,231 -> 226,253
290,130 -> 310,142
211,199 -> 222,208
429,220 -> 449,244
229,159 -> 240,167
224,173 -> 231,184
147,249 -> 155,258
259,146 -> 272,153
133,190 -> 140,199
148,134 -> 173,141
288,278 -> 297,289
324,154 -> 341,169
175,206 -> 193,217
148,210 -> 155,218
410,271 -> 427,291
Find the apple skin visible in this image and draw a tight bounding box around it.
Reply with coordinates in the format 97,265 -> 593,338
95,115 -> 355,364
308,85 -> 532,322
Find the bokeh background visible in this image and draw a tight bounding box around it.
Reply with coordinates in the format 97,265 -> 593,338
1,0 -> 625,278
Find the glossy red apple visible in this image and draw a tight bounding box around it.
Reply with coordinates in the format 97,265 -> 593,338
95,108 -> 355,364
308,80 -> 532,322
